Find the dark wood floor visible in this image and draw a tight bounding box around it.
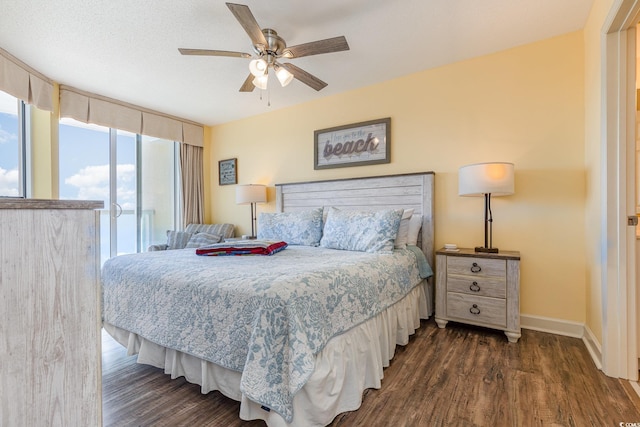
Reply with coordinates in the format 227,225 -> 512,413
102,320 -> 640,426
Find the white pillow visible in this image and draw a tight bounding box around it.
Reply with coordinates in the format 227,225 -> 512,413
394,208 -> 415,249
407,214 -> 423,246
320,207 -> 403,253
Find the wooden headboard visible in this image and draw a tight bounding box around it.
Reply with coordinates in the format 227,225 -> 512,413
275,172 -> 435,267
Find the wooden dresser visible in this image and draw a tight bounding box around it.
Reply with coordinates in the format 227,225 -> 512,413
435,248 -> 521,343
0,199 -> 103,426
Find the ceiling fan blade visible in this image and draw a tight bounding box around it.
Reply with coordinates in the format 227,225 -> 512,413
239,73 -> 255,92
226,3 -> 268,48
179,48 -> 251,59
282,36 -> 349,59
280,63 -> 327,91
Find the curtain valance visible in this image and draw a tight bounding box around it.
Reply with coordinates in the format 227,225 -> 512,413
0,48 -> 204,146
0,48 -> 53,111
59,86 -> 203,146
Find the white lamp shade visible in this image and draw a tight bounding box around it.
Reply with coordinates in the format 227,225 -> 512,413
275,66 -> 293,87
236,184 -> 267,204
458,162 -> 515,197
252,74 -> 268,90
249,59 -> 267,77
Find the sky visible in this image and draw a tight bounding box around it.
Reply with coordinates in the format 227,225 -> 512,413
0,92 -> 19,197
58,119 -> 136,211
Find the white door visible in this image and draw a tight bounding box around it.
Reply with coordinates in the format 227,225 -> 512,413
603,1 -> 639,380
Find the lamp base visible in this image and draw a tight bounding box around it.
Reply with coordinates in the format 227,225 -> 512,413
475,246 -> 499,253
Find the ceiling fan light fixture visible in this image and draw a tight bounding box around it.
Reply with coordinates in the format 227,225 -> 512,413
252,74 -> 268,90
275,65 -> 293,87
249,58 -> 267,77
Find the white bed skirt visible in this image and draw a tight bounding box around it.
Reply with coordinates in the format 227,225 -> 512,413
103,280 -> 432,427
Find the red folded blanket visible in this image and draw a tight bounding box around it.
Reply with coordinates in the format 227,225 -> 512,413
196,240 -> 288,256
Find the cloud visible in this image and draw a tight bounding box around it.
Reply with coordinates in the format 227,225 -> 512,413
0,125 -> 18,144
65,163 -> 136,209
0,166 -> 19,196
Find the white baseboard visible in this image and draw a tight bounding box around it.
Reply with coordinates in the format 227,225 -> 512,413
520,314 -> 603,370
520,314 -> 584,338
582,324 -> 603,370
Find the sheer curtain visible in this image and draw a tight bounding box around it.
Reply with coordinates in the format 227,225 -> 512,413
180,143 -> 204,227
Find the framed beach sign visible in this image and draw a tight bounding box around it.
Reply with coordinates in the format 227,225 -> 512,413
314,117 -> 391,170
218,158 -> 237,185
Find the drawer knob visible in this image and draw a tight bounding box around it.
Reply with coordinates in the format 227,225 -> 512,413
469,282 -> 481,292
469,304 -> 481,315
470,263 -> 482,273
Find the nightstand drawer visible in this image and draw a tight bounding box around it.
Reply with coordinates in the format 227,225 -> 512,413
447,256 -> 506,278
446,292 -> 506,327
447,275 -> 506,298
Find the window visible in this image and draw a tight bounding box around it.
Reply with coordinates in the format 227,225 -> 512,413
59,118 -> 179,264
0,90 -> 26,197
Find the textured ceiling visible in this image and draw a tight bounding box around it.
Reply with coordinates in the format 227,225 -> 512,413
0,0 -> 593,126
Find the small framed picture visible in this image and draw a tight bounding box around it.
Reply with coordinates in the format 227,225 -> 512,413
218,158 -> 237,185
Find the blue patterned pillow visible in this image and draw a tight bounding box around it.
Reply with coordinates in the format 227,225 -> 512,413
320,207 -> 404,253
257,208 -> 323,246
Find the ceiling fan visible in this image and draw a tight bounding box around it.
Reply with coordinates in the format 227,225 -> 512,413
179,2 -> 350,92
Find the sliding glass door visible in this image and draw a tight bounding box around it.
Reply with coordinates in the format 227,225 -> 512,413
112,129 -> 138,258
60,119 -> 178,264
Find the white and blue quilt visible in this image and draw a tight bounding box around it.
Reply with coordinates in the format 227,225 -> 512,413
102,245 -> 432,422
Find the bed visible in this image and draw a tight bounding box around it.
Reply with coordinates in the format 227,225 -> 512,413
102,172 -> 435,427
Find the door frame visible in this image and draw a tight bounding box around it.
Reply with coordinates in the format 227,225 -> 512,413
602,0 -> 639,380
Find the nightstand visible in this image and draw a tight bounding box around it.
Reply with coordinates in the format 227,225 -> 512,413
435,248 -> 521,343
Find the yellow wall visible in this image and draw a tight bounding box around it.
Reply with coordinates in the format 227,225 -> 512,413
205,31 -> 586,323
30,83 -> 59,199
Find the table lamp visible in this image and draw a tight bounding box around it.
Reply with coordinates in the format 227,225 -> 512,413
458,162 -> 514,253
235,184 -> 267,238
